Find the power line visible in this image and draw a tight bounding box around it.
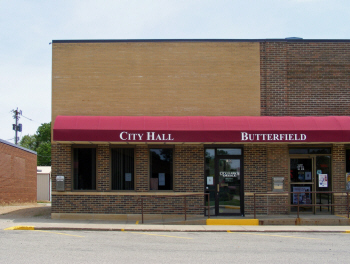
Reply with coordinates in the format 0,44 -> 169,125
21,115 -> 33,121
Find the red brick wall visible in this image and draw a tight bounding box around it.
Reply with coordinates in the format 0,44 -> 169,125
244,144 -> 267,193
260,42 -> 288,116
0,141 -> 37,203
261,41 -> 350,116
244,144 -> 289,215
97,145 -> 109,191
244,144 -> 267,214
267,145 -> 289,192
51,194 -> 203,214
51,144 -> 71,191
174,145 -> 204,192
266,145 -> 289,214
332,144 -> 348,214
135,145 -> 149,192
52,144 -> 204,215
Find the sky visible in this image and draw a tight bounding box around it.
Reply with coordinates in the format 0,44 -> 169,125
0,0 -> 349,144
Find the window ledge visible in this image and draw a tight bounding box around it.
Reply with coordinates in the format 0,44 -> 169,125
52,191 -> 204,196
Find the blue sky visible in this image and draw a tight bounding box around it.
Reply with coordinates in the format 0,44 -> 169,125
0,0 -> 349,143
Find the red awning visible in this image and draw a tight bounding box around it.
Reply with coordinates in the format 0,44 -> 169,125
53,116 -> 350,143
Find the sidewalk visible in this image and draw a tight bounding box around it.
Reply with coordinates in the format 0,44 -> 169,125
2,215 -> 350,233
2,220 -> 350,233
1,204 -> 349,233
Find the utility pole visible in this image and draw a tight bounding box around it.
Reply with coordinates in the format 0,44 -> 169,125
11,108 -> 22,144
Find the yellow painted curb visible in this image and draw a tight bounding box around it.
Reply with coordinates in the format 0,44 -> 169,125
4,226 -> 35,230
224,206 -> 240,209
206,219 -> 259,226
344,230 -> 350,233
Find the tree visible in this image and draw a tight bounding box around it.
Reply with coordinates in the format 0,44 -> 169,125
19,134 -> 36,150
19,122 -> 51,166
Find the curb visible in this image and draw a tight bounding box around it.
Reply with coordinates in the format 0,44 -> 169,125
207,219 -> 259,225
4,226 -> 350,233
4,226 -> 35,230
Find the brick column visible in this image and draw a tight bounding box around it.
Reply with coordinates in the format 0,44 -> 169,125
332,144 -> 347,214
51,143 -> 72,191
135,145 -> 149,192
267,144 -> 289,192
244,144 -> 267,214
266,144 -> 289,215
174,145 -> 204,192
97,145 -> 110,191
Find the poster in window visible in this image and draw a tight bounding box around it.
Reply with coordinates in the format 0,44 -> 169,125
298,171 -> 305,181
318,174 -> 328,188
305,172 -> 312,181
293,186 -> 311,204
346,173 -> 350,191
125,173 -> 132,182
207,176 -> 214,185
159,173 -> 165,186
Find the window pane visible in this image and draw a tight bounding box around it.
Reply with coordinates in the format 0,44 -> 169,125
346,150 -> 350,190
316,156 -> 331,192
205,149 -> 215,179
111,148 -> 134,190
309,148 -> 331,154
289,148 -> 308,154
289,148 -> 331,154
290,158 -> 312,183
73,148 -> 96,190
150,149 -> 173,190
217,148 -> 241,155
347,149 -> 350,173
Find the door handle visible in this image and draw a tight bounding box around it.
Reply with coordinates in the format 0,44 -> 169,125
217,184 -> 220,192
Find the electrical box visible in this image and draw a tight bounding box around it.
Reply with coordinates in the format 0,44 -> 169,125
272,177 -> 284,192
56,176 -> 65,191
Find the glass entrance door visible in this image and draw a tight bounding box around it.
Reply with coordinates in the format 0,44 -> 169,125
205,148 -> 243,216
217,158 -> 241,215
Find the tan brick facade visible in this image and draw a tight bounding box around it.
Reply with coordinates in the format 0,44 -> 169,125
52,41 -> 261,129
51,40 -> 350,218
0,141 -> 37,204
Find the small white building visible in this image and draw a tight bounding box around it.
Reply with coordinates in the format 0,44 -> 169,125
37,166 -> 51,201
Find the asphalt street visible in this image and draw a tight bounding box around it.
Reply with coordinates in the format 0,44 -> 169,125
1,230 -> 350,263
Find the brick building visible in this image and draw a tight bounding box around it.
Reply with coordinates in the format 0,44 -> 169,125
51,39 -> 350,219
0,139 -> 37,204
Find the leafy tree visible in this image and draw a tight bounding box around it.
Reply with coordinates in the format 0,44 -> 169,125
19,122 -> 51,166
36,141 -> 51,166
19,134 -> 37,150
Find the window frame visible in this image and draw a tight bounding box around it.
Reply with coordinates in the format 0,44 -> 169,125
149,145 -> 174,191
110,146 -> 136,191
72,145 -> 97,191
346,148 -> 350,190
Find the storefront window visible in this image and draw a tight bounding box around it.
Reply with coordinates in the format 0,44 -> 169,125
346,149 -> 350,190
111,148 -> 134,190
289,147 -> 332,213
73,148 -> 96,190
150,148 -> 173,190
